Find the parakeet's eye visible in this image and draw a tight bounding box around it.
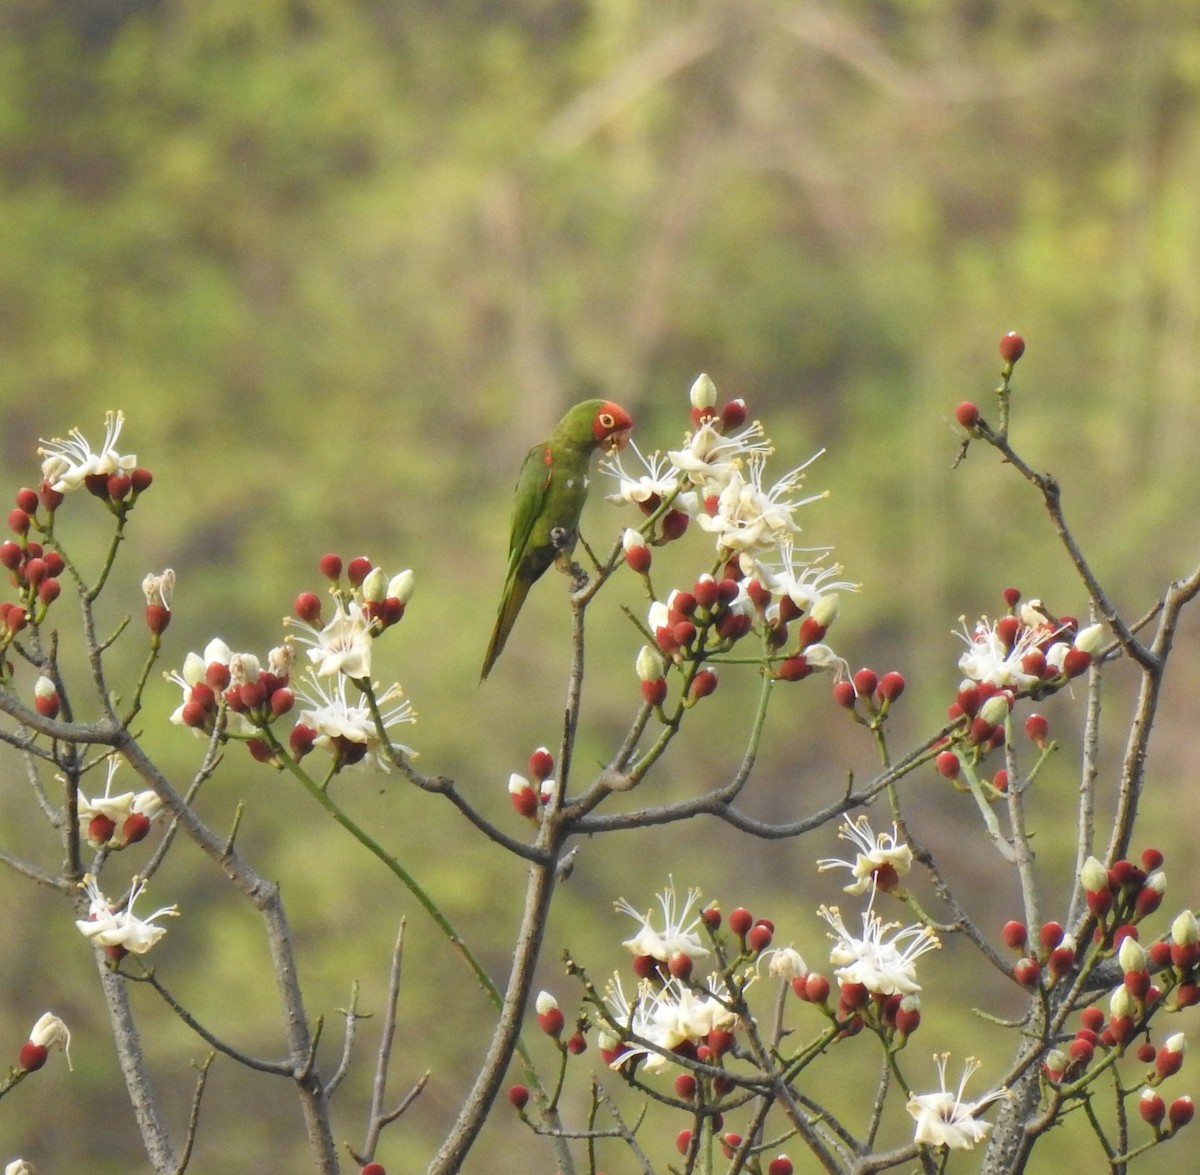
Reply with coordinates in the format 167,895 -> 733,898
598,412 -> 615,430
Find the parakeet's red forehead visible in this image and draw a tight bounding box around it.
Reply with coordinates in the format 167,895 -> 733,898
593,400 -> 634,440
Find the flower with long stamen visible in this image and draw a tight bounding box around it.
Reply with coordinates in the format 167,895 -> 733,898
820,901 -> 939,995
818,816 -> 913,896
295,673 -> 415,771
695,452 -> 828,558
74,874 -> 179,955
907,1054 -> 1009,1150
602,973 -> 738,1072
601,440 -> 685,510
749,539 -> 857,609
667,417 -> 773,496
956,616 -> 1045,691
615,878 -> 710,963
38,410 -> 137,494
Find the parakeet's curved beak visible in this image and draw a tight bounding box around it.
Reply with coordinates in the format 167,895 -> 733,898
606,427 -> 632,454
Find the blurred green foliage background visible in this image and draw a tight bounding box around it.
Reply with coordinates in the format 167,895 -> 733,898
2,0 -> 1200,1171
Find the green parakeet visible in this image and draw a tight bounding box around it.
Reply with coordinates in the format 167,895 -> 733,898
481,399 -> 634,679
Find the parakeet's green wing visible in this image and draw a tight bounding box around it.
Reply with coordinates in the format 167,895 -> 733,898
481,442 -> 553,678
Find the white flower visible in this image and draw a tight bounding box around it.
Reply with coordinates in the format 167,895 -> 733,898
287,599 -> 373,679
296,673 -> 415,771
601,440 -> 682,507
762,945 -> 808,981
820,902 -> 939,995
78,755 -> 137,825
75,874 -> 179,955
748,538 -> 857,609
817,816 -> 913,896
5,1161 -> 36,1175
695,453 -> 827,558
141,568 -> 175,611
667,418 -> 773,496
956,616 -> 1046,691
907,1054 -> 1008,1150
603,973 -> 737,1072
28,1011 -> 72,1070
38,410 -> 137,493
615,878 -> 709,962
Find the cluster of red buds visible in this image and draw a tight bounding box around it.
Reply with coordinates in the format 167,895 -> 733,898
932,588 -> 1105,777
173,642 -> 295,745
832,666 -> 906,724
1003,918 -> 1078,989
1080,848 -> 1167,932
650,577 -> 753,662
295,552 -> 414,636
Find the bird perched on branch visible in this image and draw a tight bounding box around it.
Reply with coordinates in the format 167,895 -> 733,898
481,399 -> 633,679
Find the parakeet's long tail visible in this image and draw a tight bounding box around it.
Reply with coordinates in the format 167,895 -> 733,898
481,573 -> 533,679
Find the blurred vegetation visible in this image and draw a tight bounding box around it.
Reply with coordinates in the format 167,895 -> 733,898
2,0 -> 1200,1171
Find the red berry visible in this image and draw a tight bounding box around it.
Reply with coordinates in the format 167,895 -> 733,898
728,907 -> 753,937
999,332 -> 1026,364
8,508 -> 30,535
831,680 -> 857,708
955,402 -> 980,430
294,592 -> 322,623
130,467 -> 154,493
318,553 -> 343,580
934,751 -> 960,779
804,973 -> 831,1003
15,487 -> 38,514
676,1129 -> 692,1155
537,1007 -> 564,1037
1013,957 -> 1041,987
346,556 -> 373,586
1024,713 -> 1049,747
1039,921 -> 1065,951
1002,920 -> 1028,951
668,951 -> 693,980
768,1158 -> 795,1175
748,921 -> 773,953
674,1072 -> 697,1099
852,667 -> 878,697
876,671 -> 906,701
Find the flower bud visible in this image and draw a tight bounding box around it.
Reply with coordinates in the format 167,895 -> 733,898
387,568 -> 415,606
535,990 -> 564,1037
1002,920 -> 1028,951
728,907 -> 753,937
1140,1087 -> 1166,1126
361,566 -> 386,602
1157,1033 -> 1187,1078
507,1084 -> 529,1110
999,332 -> 1026,364
1169,1095 -> 1195,1130
1013,957 -> 1040,987
955,401 -> 980,430
876,671 -> 906,701
689,373 -> 718,412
